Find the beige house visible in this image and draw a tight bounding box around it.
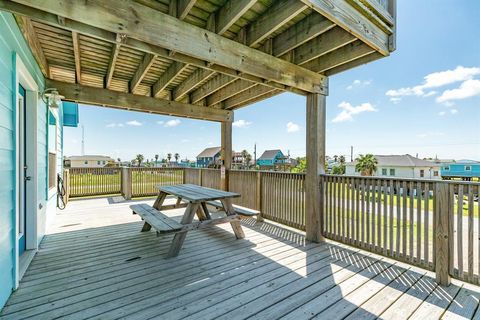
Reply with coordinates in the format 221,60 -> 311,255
65,155 -> 116,168
345,154 -> 442,179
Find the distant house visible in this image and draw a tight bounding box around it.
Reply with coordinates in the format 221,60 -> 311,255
441,160 -> 480,181
345,154 -> 441,179
65,155 -> 116,168
196,147 -> 222,168
256,149 -> 287,170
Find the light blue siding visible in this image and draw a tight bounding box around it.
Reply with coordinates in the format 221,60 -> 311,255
0,11 -> 50,309
441,162 -> 480,179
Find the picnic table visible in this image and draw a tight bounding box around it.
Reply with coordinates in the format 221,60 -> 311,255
131,184 -> 249,257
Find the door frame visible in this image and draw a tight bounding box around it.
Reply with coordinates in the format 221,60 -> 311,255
14,53 -> 39,287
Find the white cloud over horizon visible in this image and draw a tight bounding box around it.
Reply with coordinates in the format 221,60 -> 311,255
164,119 -> 181,127
332,101 -> 377,123
436,79 -> 480,103
347,79 -> 372,90
286,122 -> 300,133
126,120 -> 142,126
386,66 -> 480,103
233,119 -> 252,128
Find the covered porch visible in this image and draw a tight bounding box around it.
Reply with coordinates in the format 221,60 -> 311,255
2,196 -> 480,319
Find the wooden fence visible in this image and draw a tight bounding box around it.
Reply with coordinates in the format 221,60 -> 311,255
129,167 -> 184,197
67,167 -> 121,197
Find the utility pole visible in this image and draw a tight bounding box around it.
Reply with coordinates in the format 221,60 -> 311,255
350,146 -> 353,162
254,143 -> 257,167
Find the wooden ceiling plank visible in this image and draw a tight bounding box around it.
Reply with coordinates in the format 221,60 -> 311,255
14,15 -> 50,77
173,68 -> 215,101
47,79 -> 232,122
190,74 -> 236,104
177,0 -> 196,20
207,79 -> 256,106
130,53 -> 156,93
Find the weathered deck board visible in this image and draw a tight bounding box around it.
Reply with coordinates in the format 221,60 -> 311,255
1,197 -> 479,320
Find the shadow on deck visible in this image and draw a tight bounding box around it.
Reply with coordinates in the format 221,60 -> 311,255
1,197 -> 479,319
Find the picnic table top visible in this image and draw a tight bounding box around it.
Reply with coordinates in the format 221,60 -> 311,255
156,184 -> 240,202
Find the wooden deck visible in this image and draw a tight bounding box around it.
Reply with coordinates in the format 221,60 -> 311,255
1,197 -> 480,320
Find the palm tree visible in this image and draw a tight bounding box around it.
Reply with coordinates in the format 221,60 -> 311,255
241,149 -> 250,168
167,153 -> 172,163
135,154 -> 144,167
154,154 -> 159,166
333,155 -> 338,163
245,154 -> 252,168
355,154 -> 378,176
339,155 -> 346,164
174,153 -> 180,163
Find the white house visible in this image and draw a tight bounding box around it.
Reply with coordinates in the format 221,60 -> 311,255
65,155 -> 116,168
345,154 -> 441,179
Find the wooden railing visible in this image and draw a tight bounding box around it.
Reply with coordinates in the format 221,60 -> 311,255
67,167 -> 121,197
64,167 -> 480,285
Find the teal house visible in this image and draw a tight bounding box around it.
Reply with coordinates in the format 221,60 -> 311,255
441,160 -> 480,181
0,12 -> 77,309
256,149 -> 286,168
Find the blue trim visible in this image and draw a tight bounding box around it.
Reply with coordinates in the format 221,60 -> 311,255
11,50 -> 17,294
62,101 -> 79,127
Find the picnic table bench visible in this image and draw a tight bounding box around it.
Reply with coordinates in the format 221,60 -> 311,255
131,184 -> 256,257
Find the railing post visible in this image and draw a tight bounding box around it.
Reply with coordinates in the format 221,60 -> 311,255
256,171 -> 264,222
434,181 -> 451,286
121,167 -> 132,200
198,169 -> 202,186
63,169 -> 70,204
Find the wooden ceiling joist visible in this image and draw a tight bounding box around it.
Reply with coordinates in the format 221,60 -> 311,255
172,68 -> 215,101
47,79 -> 232,122
152,61 -> 188,97
105,36 -> 122,89
177,0 -> 197,20
71,31 -> 81,83
215,0 -> 257,35
130,53 -> 155,93
14,15 -> 50,77
190,75 -> 236,104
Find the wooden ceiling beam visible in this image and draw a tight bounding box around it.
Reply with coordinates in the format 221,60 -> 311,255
177,0 -> 196,20
216,0 -> 257,35
207,79 -> 256,106
14,15 -> 50,78
324,51 -> 383,76
299,0 -> 390,55
272,13 -> 334,57
223,85 -> 278,109
152,61 -> 189,97
1,1 -> 315,95
172,68 -> 215,101
71,31 -> 81,84
105,34 -> 125,89
47,79 -> 233,122
190,74 -> 236,104
130,53 -> 156,93
246,0 -> 307,47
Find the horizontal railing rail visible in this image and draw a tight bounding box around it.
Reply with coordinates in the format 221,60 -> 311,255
67,167 -> 122,197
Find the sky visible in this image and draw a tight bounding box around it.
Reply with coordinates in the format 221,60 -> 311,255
63,0 -> 480,163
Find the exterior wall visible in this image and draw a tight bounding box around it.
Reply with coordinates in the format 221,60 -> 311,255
196,154 -> 219,168
0,12 -> 61,309
69,159 -> 110,168
256,151 -> 285,167
345,165 -> 441,179
441,163 -> 480,178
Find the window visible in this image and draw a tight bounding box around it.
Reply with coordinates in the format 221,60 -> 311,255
97,161 -> 101,165
434,171 -> 439,177
381,168 -> 387,176
444,166 -> 450,171
465,166 -> 472,171
102,161 -> 106,165
420,169 -> 425,177
84,160 -> 88,165
390,169 -> 395,176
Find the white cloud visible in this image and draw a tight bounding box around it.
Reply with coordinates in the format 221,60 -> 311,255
126,120 -> 142,126
164,119 -> 181,127
390,97 -> 402,104
286,122 -> 300,133
332,101 -> 377,123
106,123 -> 116,128
450,108 -> 458,114
438,111 -> 446,116
436,79 -> 480,103
416,132 -> 445,138
181,139 -> 190,143
157,121 -> 164,125
118,123 -> 124,127
386,66 -> 480,98
347,79 -> 371,90
233,119 -> 252,128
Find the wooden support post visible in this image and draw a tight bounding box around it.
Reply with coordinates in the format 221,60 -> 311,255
435,182 -> 452,286
121,167 -> 132,200
256,171 -> 264,222
220,120 -> 233,191
198,169 -> 202,186
305,92 -> 326,243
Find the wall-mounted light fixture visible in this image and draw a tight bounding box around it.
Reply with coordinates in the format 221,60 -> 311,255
41,88 -> 64,109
